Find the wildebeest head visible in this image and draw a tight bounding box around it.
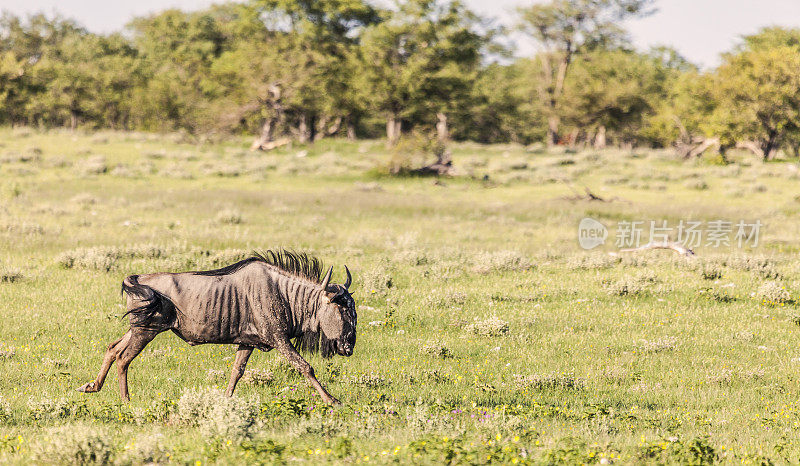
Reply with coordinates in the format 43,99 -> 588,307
317,265 -> 357,357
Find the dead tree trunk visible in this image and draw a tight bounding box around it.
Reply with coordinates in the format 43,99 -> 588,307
297,114 -> 311,144
676,137 -> 720,159
250,84 -> 286,151
386,113 -> 401,147
250,118 -> 275,151
594,125 -> 606,149
69,110 -> 78,131
313,116 -> 342,142
436,112 -> 449,143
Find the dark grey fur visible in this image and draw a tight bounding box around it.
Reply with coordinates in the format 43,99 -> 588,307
77,250 -> 356,404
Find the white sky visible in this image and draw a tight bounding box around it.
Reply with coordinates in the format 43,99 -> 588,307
3,0 -> 800,68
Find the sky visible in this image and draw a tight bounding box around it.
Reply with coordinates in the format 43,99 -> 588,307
3,0 -> 800,68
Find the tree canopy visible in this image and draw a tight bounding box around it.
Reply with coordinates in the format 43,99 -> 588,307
1,1 -> 800,158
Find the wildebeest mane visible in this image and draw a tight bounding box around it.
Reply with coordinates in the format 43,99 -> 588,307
193,249 -> 324,283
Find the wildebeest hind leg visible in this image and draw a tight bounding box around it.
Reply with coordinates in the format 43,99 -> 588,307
77,330 -> 131,393
225,345 -> 254,397
116,329 -> 159,401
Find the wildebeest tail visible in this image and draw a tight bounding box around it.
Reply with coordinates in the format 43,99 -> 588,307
121,275 -> 174,328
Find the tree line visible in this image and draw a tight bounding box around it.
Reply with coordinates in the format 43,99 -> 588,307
1,0 -> 800,159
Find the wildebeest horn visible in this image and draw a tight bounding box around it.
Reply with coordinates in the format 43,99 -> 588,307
321,266 -> 333,290
344,265 -> 352,290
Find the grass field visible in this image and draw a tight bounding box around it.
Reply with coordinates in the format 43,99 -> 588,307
1,127 -> 800,464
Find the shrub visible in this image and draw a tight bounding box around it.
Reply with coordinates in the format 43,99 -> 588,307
684,179 -> 708,190
637,336 -> 679,353
361,265 -> 393,295
756,281 -> 791,306
0,345 -> 14,359
119,433 -> 170,465
471,250 -> 531,274
725,256 -> 781,279
420,339 -> 452,359
700,262 -> 723,280
240,369 -> 275,386
603,272 -> 658,296
0,396 -> 11,423
512,373 -> 584,390
31,424 -> 113,465
75,155 -> 108,176
346,371 -> 390,388
215,209 -> 243,225
566,254 -> 620,270
27,396 -> 88,421
0,266 -> 22,283
175,387 -> 256,438
381,132 -> 444,176
465,315 -> 509,337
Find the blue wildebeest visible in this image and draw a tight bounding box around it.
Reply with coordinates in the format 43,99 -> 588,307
77,250 -> 356,405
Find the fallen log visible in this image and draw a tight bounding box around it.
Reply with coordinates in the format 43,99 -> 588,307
610,241 -> 695,258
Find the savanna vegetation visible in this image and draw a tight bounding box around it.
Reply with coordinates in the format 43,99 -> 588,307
3,0 -> 800,464
0,127 -> 800,463
3,0 -> 800,163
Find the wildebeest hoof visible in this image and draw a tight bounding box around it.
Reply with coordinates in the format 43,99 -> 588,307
76,382 -> 97,393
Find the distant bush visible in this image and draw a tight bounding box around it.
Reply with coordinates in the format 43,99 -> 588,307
699,262 -> 723,280
75,155 -> 108,176
31,424 -> 113,465
361,265 -> 393,295
465,315 -> 509,337
725,255 -> 781,279
0,266 -> 22,283
603,272 -> 658,296
381,132 -> 446,176
471,250 -> 531,274
637,336 -> 678,353
566,254 -> 620,270
684,179 -> 708,190
756,281 -> 791,306
215,209 -> 243,225
345,371 -> 390,388
420,339 -> 452,359
512,373 -> 584,390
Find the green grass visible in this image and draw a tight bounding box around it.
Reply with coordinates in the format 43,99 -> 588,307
1,127 -> 800,463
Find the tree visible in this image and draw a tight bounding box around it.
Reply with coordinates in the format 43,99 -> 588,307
128,9 -> 228,132
359,0 -> 489,147
560,47 -> 691,148
709,29 -> 800,160
515,0 -> 654,146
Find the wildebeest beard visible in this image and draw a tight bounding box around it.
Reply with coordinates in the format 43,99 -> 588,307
294,330 -> 338,358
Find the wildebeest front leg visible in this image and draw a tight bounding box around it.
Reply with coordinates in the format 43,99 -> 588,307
225,345 -> 253,397
276,340 -> 340,405
116,329 -> 159,401
77,330 -> 132,393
